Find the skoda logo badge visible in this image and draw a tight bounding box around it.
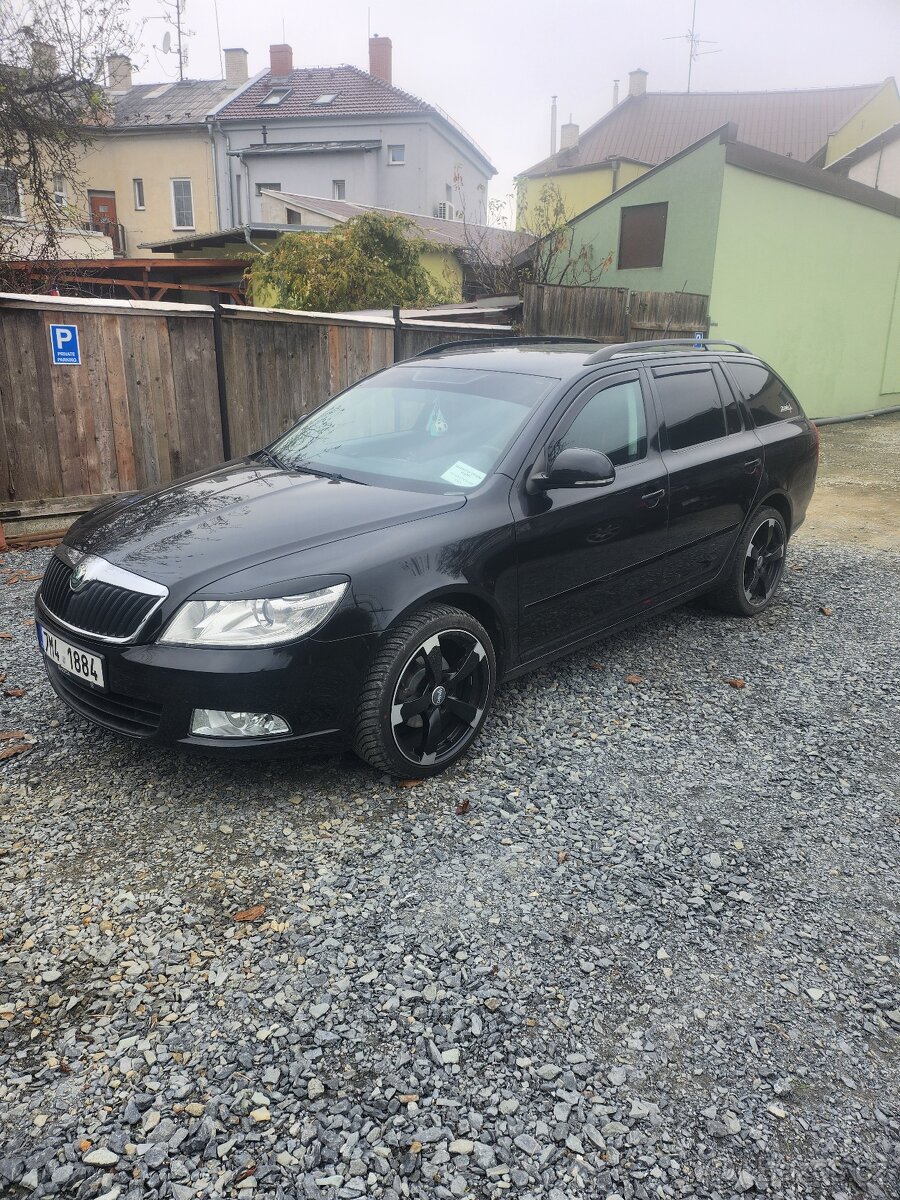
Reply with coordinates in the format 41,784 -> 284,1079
69,562 -> 89,592
431,685 -> 447,706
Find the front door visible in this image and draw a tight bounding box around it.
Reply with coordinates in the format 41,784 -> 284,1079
88,191 -> 122,254
648,361 -> 763,594
513,370 -> 669,660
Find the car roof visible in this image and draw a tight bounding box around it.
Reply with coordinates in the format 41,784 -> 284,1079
405,337 -> 758,380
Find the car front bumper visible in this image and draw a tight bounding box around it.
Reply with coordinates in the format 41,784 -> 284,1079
36,604 -> 378,754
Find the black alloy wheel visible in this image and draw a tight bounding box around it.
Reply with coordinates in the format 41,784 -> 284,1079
353,604 -> 496,777
708,504 -> 789,616
743,516 -> 786,606
390,629 -> 490,768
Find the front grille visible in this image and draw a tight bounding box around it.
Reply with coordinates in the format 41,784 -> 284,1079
40,554 -> 160,640
46,663 -> 162,738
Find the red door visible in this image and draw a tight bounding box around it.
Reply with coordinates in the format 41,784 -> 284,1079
88,192 -> 122,254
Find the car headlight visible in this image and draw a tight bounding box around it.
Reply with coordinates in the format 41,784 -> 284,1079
159,583 -> 348,647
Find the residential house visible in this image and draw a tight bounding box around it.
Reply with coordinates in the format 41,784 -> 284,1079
78,55 -> 240,257
516,71 -> 900,225
535,125 -> 899,420
825,123 -> 900,198
210,39 -> 495,228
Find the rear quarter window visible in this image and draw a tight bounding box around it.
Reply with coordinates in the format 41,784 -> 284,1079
730,362 -> 802,427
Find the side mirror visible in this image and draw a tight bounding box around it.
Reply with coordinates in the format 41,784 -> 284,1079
529,446 -> 617,492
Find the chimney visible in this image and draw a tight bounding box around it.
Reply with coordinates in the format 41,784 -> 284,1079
369,35 -> 392,84
560,120 -> 579,150
628,68 -> 648,98
550,95 -> 558,155
223,47 -> 249,87
31,40 -> 58,76
106,54 -> 133,92
269,44 -> 293,77
612,78 -> 620,107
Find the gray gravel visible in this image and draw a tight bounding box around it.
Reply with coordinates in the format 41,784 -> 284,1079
1,539 -> 898,1200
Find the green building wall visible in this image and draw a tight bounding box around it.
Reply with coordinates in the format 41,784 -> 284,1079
710,165 -> 900,419
550,135 -> 727,295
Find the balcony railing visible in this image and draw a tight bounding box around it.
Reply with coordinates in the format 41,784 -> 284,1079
80,219 -> 126,256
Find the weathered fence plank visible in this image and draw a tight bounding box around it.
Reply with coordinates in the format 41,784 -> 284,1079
523,282 -> 709,344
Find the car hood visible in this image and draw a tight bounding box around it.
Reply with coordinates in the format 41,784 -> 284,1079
68,459 -> 466,589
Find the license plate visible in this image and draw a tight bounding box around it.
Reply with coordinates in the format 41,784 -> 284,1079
38,624 -> 105,689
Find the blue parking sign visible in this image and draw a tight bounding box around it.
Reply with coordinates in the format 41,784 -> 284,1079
50,323 -> 81,365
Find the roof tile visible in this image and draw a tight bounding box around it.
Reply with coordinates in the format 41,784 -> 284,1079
216,64 -> 435,121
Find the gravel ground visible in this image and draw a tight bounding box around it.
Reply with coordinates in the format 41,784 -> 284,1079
1,540 -> 898,1200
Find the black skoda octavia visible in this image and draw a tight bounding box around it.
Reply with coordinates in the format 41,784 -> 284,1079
36,338 -> 818,776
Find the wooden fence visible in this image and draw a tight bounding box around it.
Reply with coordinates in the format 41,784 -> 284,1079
0,294 -> 513,519
523,282 -> 709,342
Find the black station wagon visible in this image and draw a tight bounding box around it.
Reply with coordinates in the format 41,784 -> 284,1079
36,337 -> 818,776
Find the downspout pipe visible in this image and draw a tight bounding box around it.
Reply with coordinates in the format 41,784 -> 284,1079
243,226 -> 266,253
208,119 -> 221,229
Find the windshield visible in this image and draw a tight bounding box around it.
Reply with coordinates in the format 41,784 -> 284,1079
268,364 -> 557,491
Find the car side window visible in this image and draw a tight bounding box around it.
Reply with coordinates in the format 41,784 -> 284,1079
557,379 -> 648,467
729,361 -> 802,426
653,366 -> 726,451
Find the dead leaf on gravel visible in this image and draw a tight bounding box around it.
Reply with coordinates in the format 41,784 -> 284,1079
4,688 -> 25,698
455,797 -> 471,816
725,677 -> 746,689
0,743 -> 33,761
819,605 -> 833,616
0,673 -> 5,683
234,905 -> 266,923
0,730 -> 26,740
557,850 -> 569,865
410,1140 -> 423,1154
398,778 -> 424,788
0,633 -> 12,640
624,674 -> 642,685
589,661 -> 604,670
234,1166 -> 257,1184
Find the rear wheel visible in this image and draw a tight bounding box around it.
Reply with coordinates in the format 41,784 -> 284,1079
709,505 -> 788,616
353,604 -> 496,777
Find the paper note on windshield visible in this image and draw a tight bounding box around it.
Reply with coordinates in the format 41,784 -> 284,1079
441,461 -> 486,488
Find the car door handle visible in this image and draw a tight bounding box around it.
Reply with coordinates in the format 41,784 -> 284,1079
640,488 -> 666,508
744,457 -> 762,474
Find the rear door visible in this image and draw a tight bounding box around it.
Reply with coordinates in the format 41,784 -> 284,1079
513,369 -> 669,659
648,360 -> 763,594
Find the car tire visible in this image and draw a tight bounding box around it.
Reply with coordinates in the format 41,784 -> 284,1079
708,505 -> 789,616
353,604 -> 496,778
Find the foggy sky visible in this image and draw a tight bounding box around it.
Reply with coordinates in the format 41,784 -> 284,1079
127,0 -> 900,218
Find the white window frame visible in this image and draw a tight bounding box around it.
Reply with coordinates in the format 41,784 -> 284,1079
387,144 -> 406,165
133,178 -> 145,210
0,167 -> 23,220
52,173 -> 67,208
170,178 -> 194,230
332,179 -> 346,200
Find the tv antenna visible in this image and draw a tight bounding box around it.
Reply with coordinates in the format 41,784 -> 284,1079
155,0 -> 192,81
665,0 -> 722,92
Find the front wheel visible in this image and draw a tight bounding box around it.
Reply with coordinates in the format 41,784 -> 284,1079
353,604 -> 496,777
709,505 -> 788,616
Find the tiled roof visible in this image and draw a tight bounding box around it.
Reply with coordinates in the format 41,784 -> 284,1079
110,79 -> 237,127
520,84 -> 884,177
265,192 -> 533,260
215,64 -> 434,121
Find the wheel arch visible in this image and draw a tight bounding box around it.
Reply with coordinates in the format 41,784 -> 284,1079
385,587 -> 511,677
757,490 -> 793,536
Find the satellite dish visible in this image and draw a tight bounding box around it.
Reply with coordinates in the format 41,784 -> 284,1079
162,31 -> 172,53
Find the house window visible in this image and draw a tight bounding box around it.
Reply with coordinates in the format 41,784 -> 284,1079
0,167 -> 21,218
313,93 -> 337,106
387,144 -> 406,165
133,178 -> 145,210
287,209 -> 302,225
332,179 -> 345,200
260,88 -> 290,106
255,181 -> 282,196
52,173 -> 67,207
618,201 -> 668,269
171,178 -> 194,229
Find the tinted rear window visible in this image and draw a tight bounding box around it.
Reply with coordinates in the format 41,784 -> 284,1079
654,366 -> 726,451
730,362 -> 802,426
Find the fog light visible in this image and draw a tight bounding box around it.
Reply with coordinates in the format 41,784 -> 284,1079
190,709 -> 290,738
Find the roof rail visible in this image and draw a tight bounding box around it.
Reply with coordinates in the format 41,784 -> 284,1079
412,335 -> 600,359
584,337 -> 750,365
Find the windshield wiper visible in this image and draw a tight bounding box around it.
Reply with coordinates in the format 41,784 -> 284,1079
257,447 -> 286,469
294,462 -> 367,485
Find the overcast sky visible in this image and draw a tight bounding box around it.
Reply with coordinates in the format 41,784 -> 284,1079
127,0 -> 900,216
